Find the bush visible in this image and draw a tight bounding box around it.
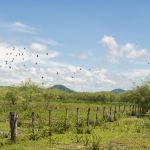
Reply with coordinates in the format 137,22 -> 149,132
5,90 -> 18,105
90,135 -> 101,150
76,127 -> 84,134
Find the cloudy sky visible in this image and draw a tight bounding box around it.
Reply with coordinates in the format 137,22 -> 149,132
0,0 -> 150,91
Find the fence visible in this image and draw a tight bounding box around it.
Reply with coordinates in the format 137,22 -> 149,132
7,104 -> 142,143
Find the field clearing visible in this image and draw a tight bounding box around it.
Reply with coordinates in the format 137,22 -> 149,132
0,102 -> 150,150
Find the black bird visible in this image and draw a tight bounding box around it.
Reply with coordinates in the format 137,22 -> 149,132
46,53 -> 48,55
57,72 -> 59,75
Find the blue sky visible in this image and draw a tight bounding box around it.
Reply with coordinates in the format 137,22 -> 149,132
0,0 -> 150,91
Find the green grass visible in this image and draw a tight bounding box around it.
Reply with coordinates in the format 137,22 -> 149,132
0,101 -> 150,150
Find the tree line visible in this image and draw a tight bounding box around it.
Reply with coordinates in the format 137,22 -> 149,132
0,80 -> 149,109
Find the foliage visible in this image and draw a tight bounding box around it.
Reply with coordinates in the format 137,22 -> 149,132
0,80 -> 150,149
5,90 -> 18,105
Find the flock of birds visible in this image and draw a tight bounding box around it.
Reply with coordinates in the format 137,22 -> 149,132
1,47 -> 91,86
1,46 -> 150,86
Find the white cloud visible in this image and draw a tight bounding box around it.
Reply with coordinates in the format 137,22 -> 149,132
0,21 -> 38,34
115,69 -> 150,89
101,36 -> 118,50
0,40 -> 115,91
35,37 -> 62,47
119,69 -> 150,80
101,36 -> 119,63
29,42 -> 60,58
121,43 -> 147,58
1,38 -> 149,91
101,35 -> 149,63
30,42 -> 48,53
12,21 -> 38,34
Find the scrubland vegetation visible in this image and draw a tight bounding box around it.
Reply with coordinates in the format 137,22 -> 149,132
0,80 -> 150,150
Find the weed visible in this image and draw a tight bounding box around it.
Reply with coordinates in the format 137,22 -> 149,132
83,134 -> 90,146
90,135 -> 101,150
76,127 -> 84,134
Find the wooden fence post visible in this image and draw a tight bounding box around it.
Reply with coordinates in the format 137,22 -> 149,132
87,108 -> 90,126
31,112 -> 35,138
103,106 -> 106,121
141,106 -> 144,114
123,105 -> 126,114
130,105 -> 132,113
109,106 -> 112,121
65,108 -> 68,131
49,110 -> 52,136
118,105 -> 121,117
135,105 -> 137,115
140,106 -> 142,115
132,105 -> 134,116
76,108 -> 79,128
137,105 -> 140,117
95,107 -> 99,125
118,105 -> 121,113
10,112 -> 17,143
114,106 -> 117,121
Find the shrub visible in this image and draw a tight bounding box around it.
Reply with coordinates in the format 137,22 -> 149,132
90,135 -> 101,150
76,127 -> 84,134
5,90 -> 18,105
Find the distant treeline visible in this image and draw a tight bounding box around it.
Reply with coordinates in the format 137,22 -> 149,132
0,80 -> 150,107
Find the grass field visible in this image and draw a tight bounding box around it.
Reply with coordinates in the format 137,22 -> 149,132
0,102 -> 150,150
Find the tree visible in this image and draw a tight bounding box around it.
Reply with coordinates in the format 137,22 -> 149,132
5,90 -> 18,105
135,81 -> 150,106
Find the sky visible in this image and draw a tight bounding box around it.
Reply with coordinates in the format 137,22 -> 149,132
0,0 -> 150,91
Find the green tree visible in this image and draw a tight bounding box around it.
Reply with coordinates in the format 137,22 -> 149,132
5,90 -> 18,105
